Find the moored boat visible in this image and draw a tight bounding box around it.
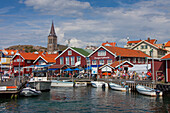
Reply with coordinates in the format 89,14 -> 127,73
109,82 -> 131,92
20,87 -> 41,97
91,81 -> 108,88
136,85 -> 163,96
51,80 -> 74,87
75,82 -> 87,87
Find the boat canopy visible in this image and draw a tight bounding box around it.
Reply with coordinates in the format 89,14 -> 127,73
128,64 -> 151,73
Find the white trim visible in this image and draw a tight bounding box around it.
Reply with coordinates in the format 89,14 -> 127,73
115,61 -> 134,69
33,56 -> 48,64
55,47 -> 86,60
87,46 -> 117,57
99,64 -> 114,70
11,53 -> 25,60
161,53 -> 170,60
131,40 -> 159,50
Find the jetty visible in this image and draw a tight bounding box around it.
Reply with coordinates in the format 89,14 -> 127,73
0,76 -> 29,98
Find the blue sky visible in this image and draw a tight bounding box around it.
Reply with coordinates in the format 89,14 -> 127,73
0,0 -> 170,49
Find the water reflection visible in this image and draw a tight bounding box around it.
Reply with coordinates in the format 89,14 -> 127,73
0,87 -> 169,113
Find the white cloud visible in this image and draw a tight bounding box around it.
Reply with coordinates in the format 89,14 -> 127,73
21,0 -> 91,16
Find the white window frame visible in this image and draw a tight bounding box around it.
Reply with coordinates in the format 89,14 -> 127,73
27,60 -> 31,63
133,58 -> 136,63
99,59 -> 104,65
66,57 -> 69,65
138,58 -> 141,63
98,50 -> 106,56
71,56 -> 75,65
107,59 -> 112,64
77,56 -> 81,62
60,57 -> 64,65
92,60 -> 96,65
68,50 -> 72,55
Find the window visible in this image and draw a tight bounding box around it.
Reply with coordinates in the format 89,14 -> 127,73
77,56 -> 81,62
27,61 -> 31,63
60,57 -> 64,65
92,60 -> 96,65
66,57 -> 69,65
145,45 -> 148,49
141,58 -> 144,63
138,58 -> 141,63
141,45 -> 144,49
68,50 -> 72,55
128,58 -> 131,62
26,68 -> 30,71
99,59 -> 104,65
17,59 -> 21,62
107,59 -> 112,64
133,58 -> 136,63
98,50 -> 106,56
71,56 -> 75,65
87,59 -> 90,65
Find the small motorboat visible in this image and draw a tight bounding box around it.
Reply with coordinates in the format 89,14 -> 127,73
136,85 -> 163,96
20,87 -> 41,97
109,82 -> 131,92
91,81 -> 108,88
75,82 -> 87,87
51,80 -> 74,87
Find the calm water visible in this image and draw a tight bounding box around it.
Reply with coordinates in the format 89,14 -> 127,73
0,87 -> 170,113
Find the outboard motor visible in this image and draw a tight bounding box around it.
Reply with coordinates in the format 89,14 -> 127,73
155,89 -> 161,96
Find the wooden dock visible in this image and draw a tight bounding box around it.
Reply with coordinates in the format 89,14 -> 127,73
0,76 -> 29,98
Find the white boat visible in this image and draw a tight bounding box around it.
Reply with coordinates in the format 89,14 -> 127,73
51,80 -> 74,87
75,82 -> 87,87
20,87 -> 41,97
91,81 -> 108,88
109,83 -> 131,92
136,85 -> 163,96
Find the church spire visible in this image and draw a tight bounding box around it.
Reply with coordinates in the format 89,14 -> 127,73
49,21 -> 56,36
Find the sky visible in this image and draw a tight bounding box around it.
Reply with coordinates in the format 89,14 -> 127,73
0,0 -> 170,49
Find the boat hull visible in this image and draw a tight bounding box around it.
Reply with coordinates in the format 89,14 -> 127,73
91,81 -> 108,88
136,85 -> 163,96
20,87 -> 41,97
109,83 -> 131,92
51,80 -> 74,87
75,82 -> 87,87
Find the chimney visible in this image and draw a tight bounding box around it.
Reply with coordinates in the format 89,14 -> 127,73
148,37 -> 150,42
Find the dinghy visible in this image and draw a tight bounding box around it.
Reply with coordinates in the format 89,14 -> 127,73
20,87 -> 41,97
91,81 -> 108,88
109,82 -> 131,92
136,85 -> 162,96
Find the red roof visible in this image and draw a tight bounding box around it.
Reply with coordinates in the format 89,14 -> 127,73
165,41 -> 170,47
127,39 -> 156,44
19,53 -> 40,60
161,54 -> 170,59
40,54 -> 58,63
102,42 -> 116,47
104,46 -> 150,58
3,50 -> 18,56
110,60 -> 133,68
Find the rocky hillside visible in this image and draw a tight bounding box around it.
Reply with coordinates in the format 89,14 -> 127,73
6,44 -> 67,52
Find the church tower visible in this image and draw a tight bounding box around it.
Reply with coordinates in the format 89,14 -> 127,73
47,22 -> 57,53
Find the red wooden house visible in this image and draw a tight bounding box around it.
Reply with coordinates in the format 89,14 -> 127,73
161,53 -> 170,82
12,52 -> 40,76
88,46 -> 150,75
55,47 -> 92,68
33,54 -> 57,65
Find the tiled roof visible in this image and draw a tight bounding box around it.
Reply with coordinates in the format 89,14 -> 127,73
102,42 -> 116,47
40,54 -> 58,63
19,52 -> 40,60
165,41 -> 170,47
104,46 -> 150,58
161,53 -> 170,59
110,60 -> 133,68
71,47 -> 92,56
3,50 -> 18,56
127,39 -> 156,44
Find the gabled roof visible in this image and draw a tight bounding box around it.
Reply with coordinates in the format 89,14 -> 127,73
12,52 -> 40,60
104,46 -> 150,58
33,54 -> 57,64
102,42 -> 116,47
131,40 -> 167,51
165,41 -> 170,47
127,39 -> 156,44
55,47 -> 92,60
2,49 -> 18,56
48,64 -> 69,69
110,60 -> 134,69
161,53 -> 170,60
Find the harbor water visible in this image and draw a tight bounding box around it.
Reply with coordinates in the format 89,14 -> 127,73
0,86 -> 169,113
